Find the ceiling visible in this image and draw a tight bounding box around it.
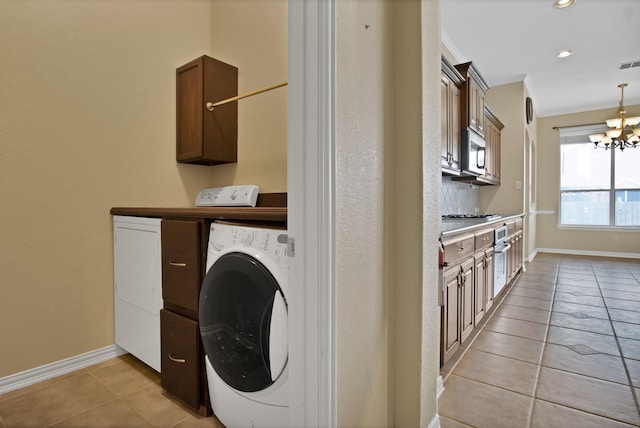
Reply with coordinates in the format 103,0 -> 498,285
441,0 -> 640,118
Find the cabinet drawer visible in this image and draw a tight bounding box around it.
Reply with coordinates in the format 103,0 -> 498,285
443,235 -> 475,265
162,220 -> 201,312
160,309 -> 200,410
474,229 -> 494,251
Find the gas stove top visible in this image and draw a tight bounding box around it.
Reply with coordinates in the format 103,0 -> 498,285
442,214 -> 501,221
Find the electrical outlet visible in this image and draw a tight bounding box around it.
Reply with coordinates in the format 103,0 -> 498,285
613,234 -> 619,242
515,180 -> 522,190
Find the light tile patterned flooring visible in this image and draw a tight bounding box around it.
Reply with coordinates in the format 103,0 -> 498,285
0,355 -> 224,428
3,253 -> 639,428
440,253 -> 640,428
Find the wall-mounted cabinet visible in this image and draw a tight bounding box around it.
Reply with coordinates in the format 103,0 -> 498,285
482,106 -> 504,185
176,55 -> 238,165
454,62 -> 489,138
441,57 -> 465,175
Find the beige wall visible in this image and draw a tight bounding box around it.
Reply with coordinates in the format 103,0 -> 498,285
335,0 -> 441,426
536,105 -> 640,255
481,81 -> 526,216
209,0 -> 288,192
336,1 -> 391,424
0,0 -> 213,378
0,0 -> 287,379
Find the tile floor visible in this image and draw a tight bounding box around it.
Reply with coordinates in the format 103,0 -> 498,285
0,355 -> 224,428
3,253 -> 639,428
439,253 -> 640,428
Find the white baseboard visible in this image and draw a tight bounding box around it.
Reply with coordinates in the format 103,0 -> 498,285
535,248 -> 640,260
0,345 -> 127,396
427,412 -> 441,428
436,375 -> 445,400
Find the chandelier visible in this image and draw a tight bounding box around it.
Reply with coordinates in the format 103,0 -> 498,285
588,83 -> 640,150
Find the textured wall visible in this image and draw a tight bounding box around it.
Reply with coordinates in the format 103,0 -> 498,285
335,0 -> 391,425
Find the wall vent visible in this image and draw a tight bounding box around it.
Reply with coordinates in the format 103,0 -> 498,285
618,60 -> 640,70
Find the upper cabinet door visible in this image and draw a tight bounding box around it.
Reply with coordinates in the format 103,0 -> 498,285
454,62 -> 489,138
176,55 -> 238,165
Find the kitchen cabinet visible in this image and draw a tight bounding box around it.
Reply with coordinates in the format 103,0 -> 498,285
505,218 -> 524,284
454,62 -> 489,138
440,233 -> 475,365
483,106 -> 504,185
473,229 -> 494,324
113,216 -> 162,373
160,219 -> 210,415
176,55 -> 238,165
441,57 -> 464,175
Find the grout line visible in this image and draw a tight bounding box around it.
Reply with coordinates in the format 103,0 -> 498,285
525,261 -> 560,428
595,267 -> 640,417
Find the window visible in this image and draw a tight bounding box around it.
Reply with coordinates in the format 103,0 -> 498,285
559,125 -> 640,228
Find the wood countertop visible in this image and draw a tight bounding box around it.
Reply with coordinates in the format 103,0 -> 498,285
110,206 -> 287,222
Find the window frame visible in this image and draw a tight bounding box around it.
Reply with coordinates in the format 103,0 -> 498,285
558,124 -> 640,231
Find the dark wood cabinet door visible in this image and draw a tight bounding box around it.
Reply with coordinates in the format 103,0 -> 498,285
459,258 -> 475,343
176,55 -> 238,165
484,249 -> 494,312
160,309 -> 200,410
162,220 -> 201,313
474,253 -> 486,324
441,266 -> 461,365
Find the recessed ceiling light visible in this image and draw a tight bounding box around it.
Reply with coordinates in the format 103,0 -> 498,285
553,0 -> 575,8
557,50 -> 573,58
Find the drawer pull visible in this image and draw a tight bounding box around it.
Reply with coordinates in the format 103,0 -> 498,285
168,354 -> 186,363
169,261 -> 187,267
457,247 -> 464,252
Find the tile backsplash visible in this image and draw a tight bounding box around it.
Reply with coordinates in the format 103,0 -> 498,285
441,176 -> 480,215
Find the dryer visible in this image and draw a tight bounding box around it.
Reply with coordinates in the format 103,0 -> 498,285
199,222 -> 289,428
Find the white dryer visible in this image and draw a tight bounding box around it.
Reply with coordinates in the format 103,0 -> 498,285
199,222 -> 289,428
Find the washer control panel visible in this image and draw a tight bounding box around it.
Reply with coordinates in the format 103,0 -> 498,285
196,185 -> 259,207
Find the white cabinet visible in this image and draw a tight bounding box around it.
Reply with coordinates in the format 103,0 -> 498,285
113,215 -> 162,372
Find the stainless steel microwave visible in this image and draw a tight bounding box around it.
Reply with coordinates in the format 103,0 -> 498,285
461,128 -> 486,176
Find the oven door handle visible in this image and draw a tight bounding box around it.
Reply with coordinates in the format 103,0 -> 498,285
494,244 -> 511,254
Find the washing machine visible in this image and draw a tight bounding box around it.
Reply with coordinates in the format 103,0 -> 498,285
199,221 -> 289,428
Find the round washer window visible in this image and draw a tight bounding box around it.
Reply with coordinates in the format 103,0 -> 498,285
199,252 -> 286,392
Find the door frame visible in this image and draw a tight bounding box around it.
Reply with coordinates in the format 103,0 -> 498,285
287,1 -> 336,427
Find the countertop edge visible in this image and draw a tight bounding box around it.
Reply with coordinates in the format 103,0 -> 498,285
110,207 -> 287,222
441,213 -> 525,238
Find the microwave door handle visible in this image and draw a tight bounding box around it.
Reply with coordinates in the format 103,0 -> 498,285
477,147 -> 486,169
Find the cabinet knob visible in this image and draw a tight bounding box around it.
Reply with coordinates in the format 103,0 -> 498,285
168,354 -> 186,363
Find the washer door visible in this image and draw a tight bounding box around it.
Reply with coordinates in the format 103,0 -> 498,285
199,252 -> 288,393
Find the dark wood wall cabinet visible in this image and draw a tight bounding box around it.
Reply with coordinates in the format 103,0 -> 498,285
440,58 -> 504,185
176,55 -> 238,165
441,57 -> 464,176
454,61 -> 489,138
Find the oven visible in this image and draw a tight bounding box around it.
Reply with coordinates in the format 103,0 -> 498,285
493,225 -> 510,298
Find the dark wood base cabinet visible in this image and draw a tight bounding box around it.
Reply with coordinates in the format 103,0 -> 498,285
161,219 -> 211,416
160,309 -> 201,410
